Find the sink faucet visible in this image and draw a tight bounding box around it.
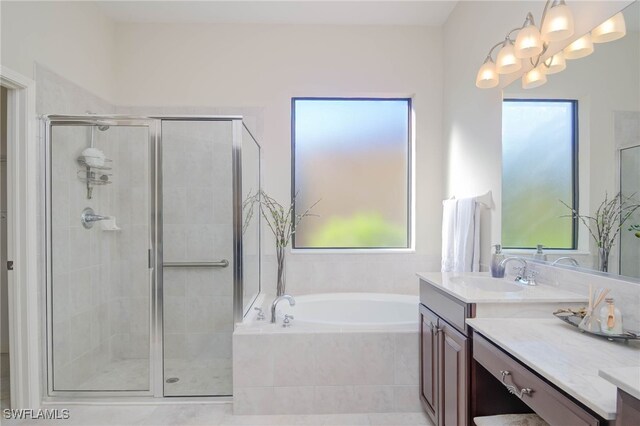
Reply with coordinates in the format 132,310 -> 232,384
552,256 -> 579,267
271,294 -> 295,323
497,257 -> 536,285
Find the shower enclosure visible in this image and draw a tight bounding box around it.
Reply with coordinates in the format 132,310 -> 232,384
43,115 -> 261,397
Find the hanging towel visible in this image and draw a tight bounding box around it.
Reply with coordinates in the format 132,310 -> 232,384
441,197 -> 481,272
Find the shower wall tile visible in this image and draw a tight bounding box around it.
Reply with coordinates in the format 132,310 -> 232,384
186,332 -> 232,360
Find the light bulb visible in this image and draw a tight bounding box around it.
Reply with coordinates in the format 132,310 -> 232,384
522,65 -> 547,89
592,12 -> 626,43
515,24 -> 543,58
496,40 -> 521,74
543,51 -> 566,75
541,1 -> 574,42
564,33 -> 594,60
476,59 -> 499,88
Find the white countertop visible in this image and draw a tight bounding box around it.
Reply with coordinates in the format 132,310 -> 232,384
417,272 -> 587,304
467,318 -> 640,420
599,366 -> 640,400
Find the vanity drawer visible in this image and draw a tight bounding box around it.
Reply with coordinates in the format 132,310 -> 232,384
473,332 -> 602,426
420,279 -> 471,335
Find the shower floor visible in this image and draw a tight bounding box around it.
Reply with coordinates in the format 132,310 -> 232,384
76,358 -> 150,391
74,357 -> 232,395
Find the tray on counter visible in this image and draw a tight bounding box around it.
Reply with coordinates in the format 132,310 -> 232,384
553,310 -> 640,342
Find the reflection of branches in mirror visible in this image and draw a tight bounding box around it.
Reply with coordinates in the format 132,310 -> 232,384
560,192 -> 640,251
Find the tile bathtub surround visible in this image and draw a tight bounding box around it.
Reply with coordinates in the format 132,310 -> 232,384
232,329 -> 421,415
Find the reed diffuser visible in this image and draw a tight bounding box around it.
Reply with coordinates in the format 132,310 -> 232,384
579,285 -> 610,332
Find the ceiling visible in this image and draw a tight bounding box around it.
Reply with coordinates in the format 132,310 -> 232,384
96,1 -> 458,26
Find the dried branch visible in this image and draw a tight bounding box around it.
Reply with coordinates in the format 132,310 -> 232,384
255,190 -> 320,249
560,192 -> 640,252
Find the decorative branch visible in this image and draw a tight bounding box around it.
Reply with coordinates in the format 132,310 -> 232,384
253,190 -> 319,249
560,192 -> 640,252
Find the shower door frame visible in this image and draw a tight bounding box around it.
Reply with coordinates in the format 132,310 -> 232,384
618,143 -> 640,277
43,115 -> 253,399
155,116 -> 246,398
43,115 -> 159,398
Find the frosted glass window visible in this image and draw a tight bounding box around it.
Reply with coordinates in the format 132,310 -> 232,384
502,100 -> 577,249
292,98 -> 411,249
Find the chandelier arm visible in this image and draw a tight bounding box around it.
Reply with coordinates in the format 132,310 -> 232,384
539,0 -> 554,34
485,40 -> 506,61
506,26 -> 525,40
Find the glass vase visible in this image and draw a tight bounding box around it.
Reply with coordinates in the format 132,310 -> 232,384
598,247 -> 610,273
276,246 -> 286,296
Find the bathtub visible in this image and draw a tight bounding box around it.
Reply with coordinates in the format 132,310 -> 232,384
276,293 -> 419,328
233,292 -> 422,415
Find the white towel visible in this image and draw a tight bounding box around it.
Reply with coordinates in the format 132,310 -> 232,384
441,197 -> 481,272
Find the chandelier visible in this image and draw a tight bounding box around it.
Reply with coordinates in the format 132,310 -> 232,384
476,0 -> 627,90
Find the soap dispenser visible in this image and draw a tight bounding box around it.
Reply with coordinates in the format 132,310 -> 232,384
533,244 -> 547,261
490,244 -> 505,278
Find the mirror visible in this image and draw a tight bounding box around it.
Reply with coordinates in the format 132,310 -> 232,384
502,1 -> 640,281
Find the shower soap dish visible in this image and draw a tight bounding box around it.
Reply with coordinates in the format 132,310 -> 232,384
100,216 -> 121,231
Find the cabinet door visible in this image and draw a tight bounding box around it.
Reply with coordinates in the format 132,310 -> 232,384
439,321 -> 469,426
420,304 -> 439,423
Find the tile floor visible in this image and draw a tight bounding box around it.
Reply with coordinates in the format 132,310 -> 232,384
1,403 -> 433,426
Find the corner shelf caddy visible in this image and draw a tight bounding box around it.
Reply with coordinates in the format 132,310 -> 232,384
76,155 -> 112,199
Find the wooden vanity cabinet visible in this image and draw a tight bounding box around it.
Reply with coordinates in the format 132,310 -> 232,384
419,302 -> 470,426
616,389 -> 640,426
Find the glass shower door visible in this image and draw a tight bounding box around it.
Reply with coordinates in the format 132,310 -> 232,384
620,145 -> 640,278
161,120 -> 235,396
48,121 -> 152,392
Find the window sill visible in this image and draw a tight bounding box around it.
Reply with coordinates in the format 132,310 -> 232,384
502,249 -> 591,256
289,248 -> 416,255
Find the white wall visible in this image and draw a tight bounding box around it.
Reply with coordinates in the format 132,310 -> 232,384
0,1 -> 117,103
115,23 -> 444,295
443,0 -> 633,269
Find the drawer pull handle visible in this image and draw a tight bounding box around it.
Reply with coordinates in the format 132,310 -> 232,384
500,370 -> 533,399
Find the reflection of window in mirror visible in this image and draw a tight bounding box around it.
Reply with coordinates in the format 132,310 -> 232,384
502,99 -> 578,250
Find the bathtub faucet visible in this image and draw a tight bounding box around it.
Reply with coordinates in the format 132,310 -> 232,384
271,294 -> 296,323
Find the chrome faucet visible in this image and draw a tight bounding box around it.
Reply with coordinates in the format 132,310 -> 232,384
271,294 -> 295,323
497,257 -> 537,285
81,207 -> 109,229
552,256 -> 579,267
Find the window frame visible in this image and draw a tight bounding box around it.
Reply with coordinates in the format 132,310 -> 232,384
290,97 -> 413,250
502,98 -> 579,250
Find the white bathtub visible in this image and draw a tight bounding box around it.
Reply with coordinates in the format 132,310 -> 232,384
234,292 -> 422,415
276,292 -> 419,329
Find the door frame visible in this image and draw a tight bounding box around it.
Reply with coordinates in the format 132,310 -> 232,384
0,66 -> 40,409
